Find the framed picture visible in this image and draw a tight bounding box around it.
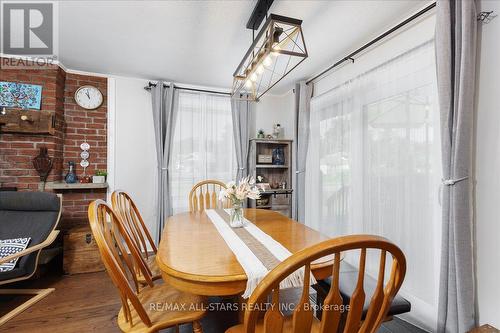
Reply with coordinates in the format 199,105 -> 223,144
0,81 -> 43,110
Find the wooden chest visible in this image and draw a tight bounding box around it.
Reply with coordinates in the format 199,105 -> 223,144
63,226 -> 105,275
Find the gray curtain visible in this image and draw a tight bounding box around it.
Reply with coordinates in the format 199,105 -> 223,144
436,1 -> 477,331
151,82 -> 177,243
231,97 -> 253,181
294,81 -> 313,223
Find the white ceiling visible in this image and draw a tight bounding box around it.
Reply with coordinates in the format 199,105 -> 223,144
59,0 -> 429,94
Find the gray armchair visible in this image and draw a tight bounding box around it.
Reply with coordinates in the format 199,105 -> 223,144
0,191 -> 61,326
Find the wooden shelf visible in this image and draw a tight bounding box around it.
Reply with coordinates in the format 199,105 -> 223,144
256,164 -> 288,169
46,182 -> 108,190
260,189 -> 293,194
249,139 -> 293,218
0,109 -> 55,135
250,138 -> 293,144
271,204 -> 291,210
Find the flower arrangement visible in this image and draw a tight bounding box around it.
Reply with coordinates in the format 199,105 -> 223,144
220,176 -> 261,204
220,176 -> 260,227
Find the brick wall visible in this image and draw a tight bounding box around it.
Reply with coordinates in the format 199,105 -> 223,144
0,65 -> 65,189
60,73 -> 108,228
0,61 -> 108,230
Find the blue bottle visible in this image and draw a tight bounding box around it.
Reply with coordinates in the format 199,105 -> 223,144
65,161 -> 78,183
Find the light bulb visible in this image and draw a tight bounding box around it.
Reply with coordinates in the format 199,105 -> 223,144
256,65 -> 264,74
263,55 -> 272,67
250,73 -> 258,82
272,44 -> 281,57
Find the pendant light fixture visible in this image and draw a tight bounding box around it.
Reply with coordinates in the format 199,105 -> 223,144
232,13 -> 308,101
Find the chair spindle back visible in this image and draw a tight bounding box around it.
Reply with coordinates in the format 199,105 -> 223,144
88,200 -> 154,328
189,179 -> 228,212
111,190 -> 157,258
243,235 -> 406,333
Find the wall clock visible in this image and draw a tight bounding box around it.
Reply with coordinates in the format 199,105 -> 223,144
74,85 -> 103,110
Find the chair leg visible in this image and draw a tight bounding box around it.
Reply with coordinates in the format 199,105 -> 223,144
193,320 -> 203,333
0,288 -> 55,326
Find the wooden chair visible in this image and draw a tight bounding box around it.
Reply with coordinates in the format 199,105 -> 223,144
189,180 -> 227,212
88,200 -> 206,333
111,190 -> 161,284
226,234 -> 406,333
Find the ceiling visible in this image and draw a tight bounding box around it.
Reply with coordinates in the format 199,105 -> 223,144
58,0 -> 429,94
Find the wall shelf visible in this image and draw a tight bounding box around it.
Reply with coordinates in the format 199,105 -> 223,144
260,189 -> 293,195
46,182 -> 108,190
256,164 -> 288,169
0,109 -> 55,135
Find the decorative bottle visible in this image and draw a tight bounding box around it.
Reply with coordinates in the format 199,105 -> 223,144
65,161 -> 78,184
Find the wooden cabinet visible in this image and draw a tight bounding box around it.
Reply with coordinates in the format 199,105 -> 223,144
63,226 -> 104,274
248,139 -> 293,217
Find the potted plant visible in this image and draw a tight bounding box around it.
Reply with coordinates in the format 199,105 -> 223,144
92,170 -> 107,184
257,129 -> 265,139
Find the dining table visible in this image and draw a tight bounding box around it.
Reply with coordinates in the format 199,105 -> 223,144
156,208 -> 333,297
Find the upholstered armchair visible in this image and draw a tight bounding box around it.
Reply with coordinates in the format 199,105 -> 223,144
0,191 -> 61,325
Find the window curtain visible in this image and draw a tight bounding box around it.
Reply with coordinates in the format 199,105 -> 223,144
170,91 -> 236,214
294,81 -> 313,223
305,41 -> 442,330
435,0 -> 477,331
231,97 -> 253,182
151,82 -> 176,242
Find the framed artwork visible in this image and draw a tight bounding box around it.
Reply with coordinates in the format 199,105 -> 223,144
0,81 -> 43,110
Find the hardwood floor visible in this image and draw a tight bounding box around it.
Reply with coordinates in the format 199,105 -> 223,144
0,271 -> 427,333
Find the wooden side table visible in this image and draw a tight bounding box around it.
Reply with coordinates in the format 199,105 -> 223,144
469,325 -> 500,333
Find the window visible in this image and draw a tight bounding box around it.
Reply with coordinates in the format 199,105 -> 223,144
170,91 -> 236,214
305,41 -> 441,329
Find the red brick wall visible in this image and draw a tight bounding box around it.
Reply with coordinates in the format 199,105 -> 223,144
0,61 -> 108,230
60,73 -> 107,228
0,65 -> 66,189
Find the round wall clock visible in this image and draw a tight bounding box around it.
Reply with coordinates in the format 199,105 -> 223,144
74,85 -> 103,110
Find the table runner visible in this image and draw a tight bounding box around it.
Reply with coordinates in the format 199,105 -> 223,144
205,209 -> 316,298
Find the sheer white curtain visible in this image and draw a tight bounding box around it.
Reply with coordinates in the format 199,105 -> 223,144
305,41 -> 441,330
170,90 -> 236,214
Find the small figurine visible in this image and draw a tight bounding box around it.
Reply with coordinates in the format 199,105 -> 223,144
273,123 -> 281,139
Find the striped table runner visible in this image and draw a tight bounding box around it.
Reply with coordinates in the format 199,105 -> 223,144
205,209 -> 316,298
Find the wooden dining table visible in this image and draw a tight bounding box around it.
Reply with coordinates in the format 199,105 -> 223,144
156,208 -> 333,296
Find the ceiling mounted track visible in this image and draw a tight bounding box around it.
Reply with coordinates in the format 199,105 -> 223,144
246,0 -> 275,30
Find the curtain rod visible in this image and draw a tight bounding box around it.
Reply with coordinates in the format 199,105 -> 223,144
306,1 -> 436,85
144,82 -> 231,96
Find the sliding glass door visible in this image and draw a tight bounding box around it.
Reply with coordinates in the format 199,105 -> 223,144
170,91 -> 236,214
305,41 -> 441,329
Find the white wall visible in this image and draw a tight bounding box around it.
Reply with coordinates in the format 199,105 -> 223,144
475,0 -> 500,327
110,77 -> 158,240
254,92 -> 295,139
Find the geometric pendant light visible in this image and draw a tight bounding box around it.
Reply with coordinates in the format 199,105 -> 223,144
231,14 -> 308,101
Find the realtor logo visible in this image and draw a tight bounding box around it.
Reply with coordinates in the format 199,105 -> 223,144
1,2 -> 54,56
